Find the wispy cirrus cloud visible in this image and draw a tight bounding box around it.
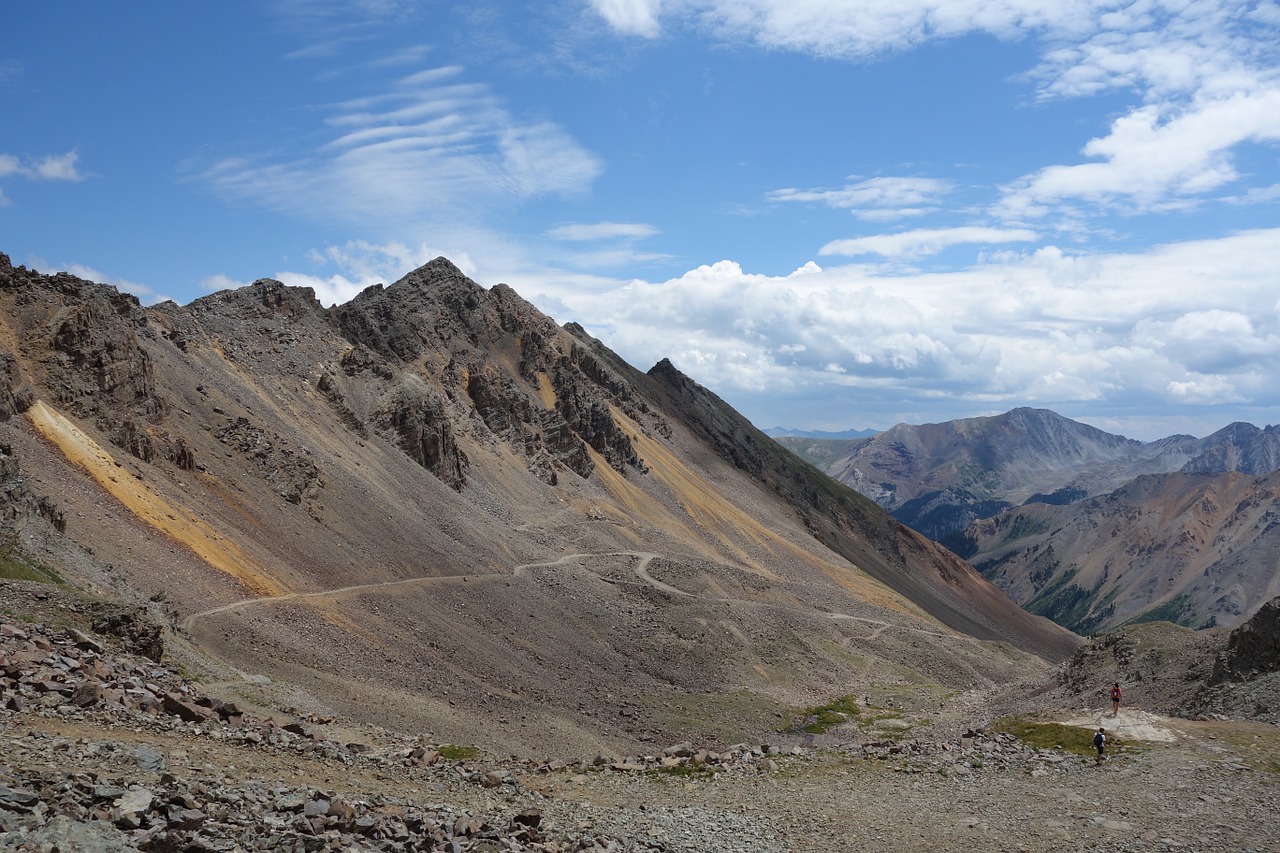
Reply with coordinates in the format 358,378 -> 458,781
995,89 -> 1280,219
545,221 -> 669,269
547,221 -> 659,241
767,176 -> 954,221
199,65 -> 602,228
592,1 -> 1280,227
587,0 -> 1110,57
820,226 -> 1039,259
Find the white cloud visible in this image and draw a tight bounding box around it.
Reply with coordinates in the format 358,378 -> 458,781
590,1 -> 1110,58
268,238 -> 482,307
64,264 -> 169,305
767,176 -> 953,221
496,229 -> 1280,435
1166,374 -> 1245,404
997,90 -> 1280,217
820,226 -> 1039,259
199,66 -> 602,227
548,222 -> 660,241
593,1 -> 1280,229
0,150 -> 87,199
201,274 -> 250,293
30,151 -> 86,181
588,0 -> 663,37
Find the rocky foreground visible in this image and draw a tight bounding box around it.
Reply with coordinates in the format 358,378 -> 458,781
2,583 -> 1278,852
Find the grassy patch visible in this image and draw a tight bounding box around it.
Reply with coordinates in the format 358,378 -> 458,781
652,763 -> 716,780
995,716 -> 1123,756
787,694 -> 861,734
0,551 -> 62,584
437,744 -> 481,761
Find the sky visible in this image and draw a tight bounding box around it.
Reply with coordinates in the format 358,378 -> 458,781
3,1 -> 1280,441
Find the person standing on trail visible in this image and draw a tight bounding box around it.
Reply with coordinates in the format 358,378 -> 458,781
1110,682 -> 1122,716
1094,727 -> 1106,765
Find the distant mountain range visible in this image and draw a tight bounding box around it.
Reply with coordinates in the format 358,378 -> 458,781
762,426 -> 879,440
777,408 -> 1280,633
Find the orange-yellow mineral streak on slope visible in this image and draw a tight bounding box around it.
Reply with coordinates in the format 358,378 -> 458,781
26,400 -> 284,598
619,406 -> 921,615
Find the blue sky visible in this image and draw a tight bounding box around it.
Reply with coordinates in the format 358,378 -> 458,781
4,1 -> 1280,440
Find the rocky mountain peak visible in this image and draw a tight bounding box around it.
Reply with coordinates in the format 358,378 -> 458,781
0,252 -> 1080,764
189,278 -> 324,320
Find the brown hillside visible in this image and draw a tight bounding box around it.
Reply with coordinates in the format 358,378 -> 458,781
0,253 -> 1077,757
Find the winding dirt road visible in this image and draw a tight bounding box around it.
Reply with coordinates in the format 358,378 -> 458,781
183,550 -> 967,646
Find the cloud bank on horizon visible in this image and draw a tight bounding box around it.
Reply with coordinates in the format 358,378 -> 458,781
3,1 -> 1279,440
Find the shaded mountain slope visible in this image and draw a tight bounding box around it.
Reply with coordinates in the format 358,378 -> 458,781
640,359 -> 1078,661
968,470 -> 1280,633
0,253 -> 1076,757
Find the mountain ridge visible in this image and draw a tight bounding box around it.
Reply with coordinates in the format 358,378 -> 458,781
0,252 -> 1077,757
788,405 -> 1280,633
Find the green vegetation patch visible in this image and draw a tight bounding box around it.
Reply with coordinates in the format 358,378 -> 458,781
1128,594 -> 1195,628
995,716 -> 1124,756
0,551 -> 62,584
652,763 -> 716,780
437,744 -> 481,761
1024,565 -> 1115,634
787,694 -> 861,734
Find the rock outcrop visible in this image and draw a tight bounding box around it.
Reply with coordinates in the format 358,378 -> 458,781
1211,596 -> 1280,683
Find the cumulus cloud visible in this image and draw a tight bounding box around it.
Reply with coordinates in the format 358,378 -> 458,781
199,66 -> 602,227
499,228 -> 1280,436
820,226 -> 1039,259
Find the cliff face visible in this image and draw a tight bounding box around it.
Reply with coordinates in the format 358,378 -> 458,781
0,252 -> 1076,756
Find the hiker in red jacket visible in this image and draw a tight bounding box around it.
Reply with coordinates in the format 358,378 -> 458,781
1110,682 -> 1122,716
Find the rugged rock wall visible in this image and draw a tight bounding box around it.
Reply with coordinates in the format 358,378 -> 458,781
1212,597 -> 1280,683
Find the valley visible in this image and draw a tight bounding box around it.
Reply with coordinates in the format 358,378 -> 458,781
2,254 -> 1277,850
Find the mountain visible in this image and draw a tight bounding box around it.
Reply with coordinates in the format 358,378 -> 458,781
818,409 -> 1280,545
968,470 -> 1280,633
0,253 -> 1076,758
771,434 -> 872,472
822,408 -> 1169,542
787,407 -> 1280,634
762,426 -> 879,439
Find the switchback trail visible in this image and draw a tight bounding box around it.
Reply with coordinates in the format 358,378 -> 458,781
183,550 -> 973,647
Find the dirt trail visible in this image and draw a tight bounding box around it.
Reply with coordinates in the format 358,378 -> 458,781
184,550 -> 976,650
